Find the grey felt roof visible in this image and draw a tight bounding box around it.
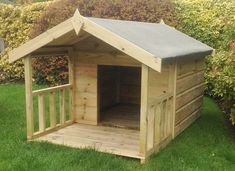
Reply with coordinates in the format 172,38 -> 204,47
89,17 -> 213,60
0,38 -> 4,53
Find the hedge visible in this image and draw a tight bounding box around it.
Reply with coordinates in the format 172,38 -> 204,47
174,0 -> 235,50
0,3 -> 47,83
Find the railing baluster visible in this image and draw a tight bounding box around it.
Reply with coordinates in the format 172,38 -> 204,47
60,89 -> 65,124
38,94 -> 45,132
163,99 -> 168,138
69,87 -> 74,121
155,103 -> 161,144
160,101 -> 164,141
49,91 -> 56,127
166,98 -> 171,136
147,105 -> 155,150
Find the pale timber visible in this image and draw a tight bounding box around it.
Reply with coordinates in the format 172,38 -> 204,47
35,123 -> 143,160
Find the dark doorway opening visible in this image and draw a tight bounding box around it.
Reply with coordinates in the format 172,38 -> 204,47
98,65 -> 141,130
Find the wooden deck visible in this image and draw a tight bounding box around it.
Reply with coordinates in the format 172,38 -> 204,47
100,104 -> 140,130
35,123 -> 142,159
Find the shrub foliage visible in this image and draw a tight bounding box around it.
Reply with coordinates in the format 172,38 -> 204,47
0,3 -> 47,83
205,51 -> 235,124
175,0 -> 235,50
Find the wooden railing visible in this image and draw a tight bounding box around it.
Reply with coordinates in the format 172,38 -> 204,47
32,84 -> 74,139
146,93 -> 173,154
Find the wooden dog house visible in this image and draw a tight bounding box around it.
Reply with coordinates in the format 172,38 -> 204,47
9,10 -> 213,162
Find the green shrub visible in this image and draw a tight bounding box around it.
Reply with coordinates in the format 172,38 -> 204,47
205,51 -> 235,99
31,0 -> 178,85
174,0 -> 235,50
0,3 -> 47,83
205,51 -> 235,122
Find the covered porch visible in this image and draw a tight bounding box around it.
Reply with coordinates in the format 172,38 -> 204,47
36,123 -> 142,159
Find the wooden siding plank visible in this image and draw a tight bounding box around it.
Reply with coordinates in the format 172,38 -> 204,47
175,95 -> 203,125
176,71 -> 204,95
195,59 -> 205,71
175,109 -> 201,136
176,83 -> 204,110
177,58 -> 204,79
177,60 -> 195,78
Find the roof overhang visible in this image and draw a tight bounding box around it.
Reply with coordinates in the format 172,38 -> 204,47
9,9 -> 162,72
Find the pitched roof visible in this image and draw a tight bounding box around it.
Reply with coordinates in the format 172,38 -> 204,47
89,17 -> 213,60
8,9 -> 213,72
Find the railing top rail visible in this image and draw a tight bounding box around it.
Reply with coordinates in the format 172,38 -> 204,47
32,84 -> 71,95
149,92 -> 173,107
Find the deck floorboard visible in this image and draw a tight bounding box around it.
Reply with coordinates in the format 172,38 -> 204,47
35,123 -> 142,159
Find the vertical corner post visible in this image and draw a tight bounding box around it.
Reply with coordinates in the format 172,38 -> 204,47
140,64 -> 149,159
24,56 -> 34,140
68,48 -> 75,122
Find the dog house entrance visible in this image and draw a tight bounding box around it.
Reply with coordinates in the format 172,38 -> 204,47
98,65 -> 141,130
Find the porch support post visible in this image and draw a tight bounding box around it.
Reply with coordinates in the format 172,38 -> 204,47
68,48 -> 75,122
24,56 -> 34,140
140,64 -> 149,162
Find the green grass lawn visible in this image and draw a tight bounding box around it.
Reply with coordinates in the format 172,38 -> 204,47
0,84 -> 235,171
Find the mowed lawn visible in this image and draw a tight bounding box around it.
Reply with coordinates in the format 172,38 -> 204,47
0,84 -> 235,171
